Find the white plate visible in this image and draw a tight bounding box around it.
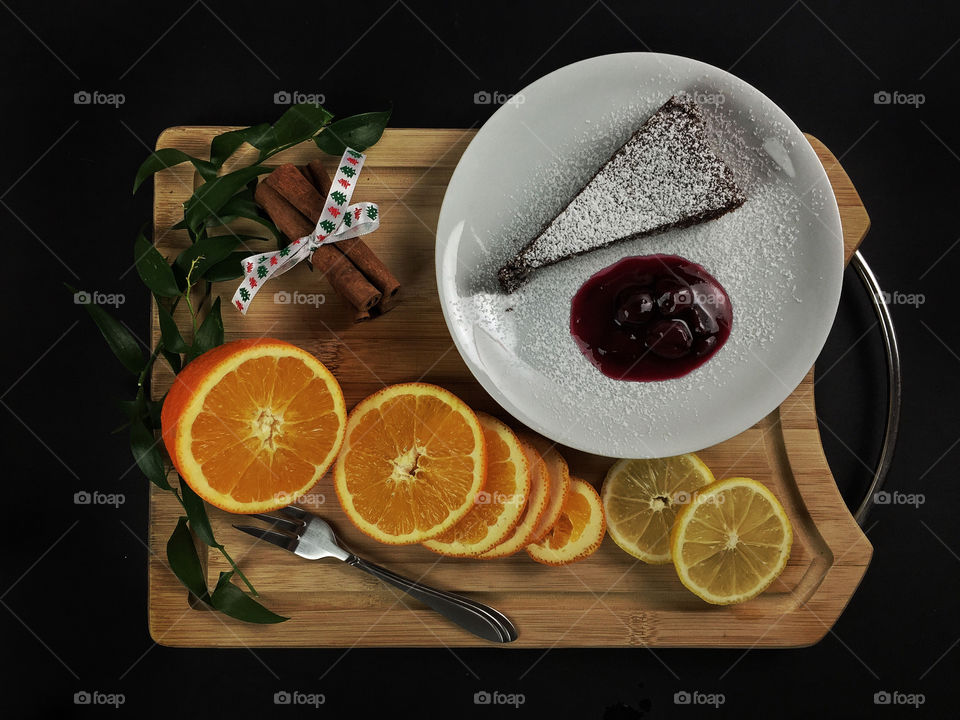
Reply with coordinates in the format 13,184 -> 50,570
436,53 -> 842,458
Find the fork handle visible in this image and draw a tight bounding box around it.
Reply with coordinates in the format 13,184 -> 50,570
345,554 -> 518,643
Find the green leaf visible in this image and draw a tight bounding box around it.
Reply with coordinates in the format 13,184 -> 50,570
175,234 -> 245,278
200,233 -> 270,245
211,571 -> 288,624
160,346 -> 182,374
204,189 -> 280,240
166,517 -> 210,603
210,211 -> 280,242
313,109 -> 392,155
133,233 -> 180,297
254,103 -> 334,159
180,478 -> 218,547
209,124 -> 270,167
203,252 -> 249,282
157,303 -> 187,358
70,285 -> 144,375
133,148 -> 216,194
130,411 -> 172,490
187,297 -> 224,361
114,396 -> 163,434
182,164 -> 269,233
156,303 -> 187,353
118,397 -> 163,427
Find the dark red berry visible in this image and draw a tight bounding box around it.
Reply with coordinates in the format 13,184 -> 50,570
645,319 -> 693,359
615,291 -> 655,326
655,279 -> 694,316
686,304 -> 719,336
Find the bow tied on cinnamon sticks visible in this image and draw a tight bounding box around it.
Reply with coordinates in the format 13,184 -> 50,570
231,147 -> 400,322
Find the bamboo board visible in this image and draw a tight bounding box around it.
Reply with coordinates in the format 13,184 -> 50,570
148,127 -> 872,647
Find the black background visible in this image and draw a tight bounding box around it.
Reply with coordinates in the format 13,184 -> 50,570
2,1 -> 958,717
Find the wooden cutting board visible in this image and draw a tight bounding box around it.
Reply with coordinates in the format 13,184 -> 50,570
148,127 -> 872,647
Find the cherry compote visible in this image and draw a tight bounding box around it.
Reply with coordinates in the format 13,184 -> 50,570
570,254 -> 732,381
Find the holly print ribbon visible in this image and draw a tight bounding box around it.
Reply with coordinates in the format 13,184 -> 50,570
231,147 -> 380,314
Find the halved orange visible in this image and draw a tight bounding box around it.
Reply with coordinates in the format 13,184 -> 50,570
161,338 -> 346,514
333,383 -> 486,545
478,442 -> 550,558
519,432 -> 570,544
527,479 -> 606,565
422,413 -> 530,557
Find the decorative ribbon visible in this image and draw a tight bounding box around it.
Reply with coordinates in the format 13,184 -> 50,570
231,147 -> 380,314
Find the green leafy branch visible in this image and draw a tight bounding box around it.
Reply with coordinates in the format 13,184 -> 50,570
73,103 -> 391,624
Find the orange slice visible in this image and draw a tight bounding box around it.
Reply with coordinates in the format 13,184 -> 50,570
518,432 -> 570,543
422,413 -> 530,557
161,338 -> 346,514
333,383 -> 486,545
478,442 -> 550,558
527,479 -> 606,565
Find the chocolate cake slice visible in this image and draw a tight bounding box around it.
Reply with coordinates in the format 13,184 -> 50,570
498,95 -> 745,292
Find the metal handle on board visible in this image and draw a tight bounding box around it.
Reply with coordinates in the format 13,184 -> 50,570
846,250 -> 902,526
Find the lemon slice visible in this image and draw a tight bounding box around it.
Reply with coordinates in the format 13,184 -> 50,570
670,477 -> 793,605
601,454 -> 715,563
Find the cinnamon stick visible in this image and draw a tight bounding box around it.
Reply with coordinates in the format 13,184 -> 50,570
296,164 -> 318,274
354,308 -> 371,323
296,165 -> 314,187
312,246 -> 381,312
306,159 -> 333,195
253,181 -> 313,238
295,161 -> 402,304
265,163 -> 325,220
336,237 -> 401,301
253,182 -> 381,311
353,296 -> 399,324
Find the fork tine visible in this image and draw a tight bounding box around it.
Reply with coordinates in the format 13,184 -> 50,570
232,525 -> 299,552
249,513 -> 302,533
279,505 -> 310,520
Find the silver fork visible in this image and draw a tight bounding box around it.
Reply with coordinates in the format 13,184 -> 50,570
233,506 -> 518,643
